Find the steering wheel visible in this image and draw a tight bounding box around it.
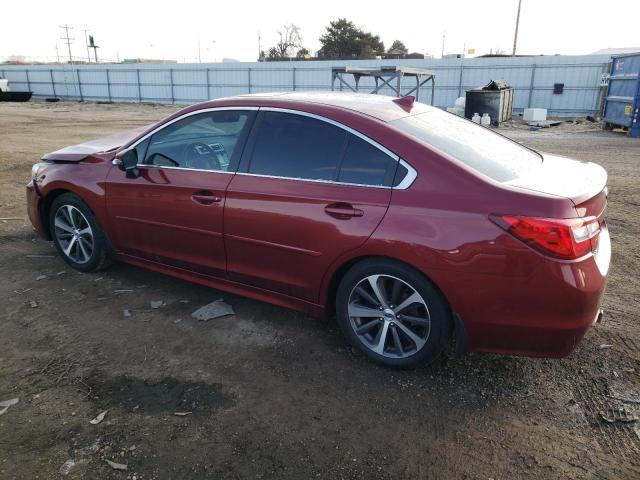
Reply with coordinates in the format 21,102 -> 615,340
181,142 -> 221,170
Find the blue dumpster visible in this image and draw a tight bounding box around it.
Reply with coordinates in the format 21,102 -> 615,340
603,52 -> 640,138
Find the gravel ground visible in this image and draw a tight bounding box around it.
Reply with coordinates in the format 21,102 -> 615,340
0,101 -> 639,479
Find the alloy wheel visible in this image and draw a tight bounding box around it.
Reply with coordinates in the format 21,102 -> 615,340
53,205 -> 94,264
348,274 -> 431,359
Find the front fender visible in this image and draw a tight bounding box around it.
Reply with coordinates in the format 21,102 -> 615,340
35,158 -> 111,235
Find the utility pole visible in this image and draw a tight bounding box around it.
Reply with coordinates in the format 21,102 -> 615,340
55,44 -> 60,63
198,38 -> 201,63
82,29 -> 91,63
258,31 -> 261,61
59,25 -> 74,64
512,0 -> 522,56
441,31 -> 446,58
89,35 -> 99,63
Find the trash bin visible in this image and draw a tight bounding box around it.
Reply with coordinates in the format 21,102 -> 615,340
464,80 -> 513,126
602,52 -> 640,138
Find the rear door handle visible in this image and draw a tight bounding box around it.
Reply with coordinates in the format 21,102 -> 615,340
324,203 -> 364,219
191,190 -> 222,205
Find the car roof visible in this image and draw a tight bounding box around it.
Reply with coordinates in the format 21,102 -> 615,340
220,91 -> 436,123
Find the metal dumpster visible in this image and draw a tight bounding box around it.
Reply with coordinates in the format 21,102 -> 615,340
464,80 -> 513,126
602,52 -> 640,138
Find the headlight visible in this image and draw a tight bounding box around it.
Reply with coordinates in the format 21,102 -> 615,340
31,162 -> 47,181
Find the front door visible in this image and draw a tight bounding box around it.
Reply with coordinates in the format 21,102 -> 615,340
105,109 -> 256,276
224,110 -> 399,301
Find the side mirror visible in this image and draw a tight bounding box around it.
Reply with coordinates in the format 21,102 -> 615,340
119,149 -> 140,178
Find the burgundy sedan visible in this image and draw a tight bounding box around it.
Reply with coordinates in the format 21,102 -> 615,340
26,92 -> 610,367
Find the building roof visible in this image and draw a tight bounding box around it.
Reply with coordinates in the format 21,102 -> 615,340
590,47 -> 640,56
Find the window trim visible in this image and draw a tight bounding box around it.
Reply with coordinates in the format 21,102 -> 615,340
395,159 -> 418,189
116,105 -> 417,189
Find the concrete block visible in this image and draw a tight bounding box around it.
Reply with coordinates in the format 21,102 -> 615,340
523,108 -> 547,122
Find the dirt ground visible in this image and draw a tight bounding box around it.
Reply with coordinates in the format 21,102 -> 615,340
1,101 -> 639,479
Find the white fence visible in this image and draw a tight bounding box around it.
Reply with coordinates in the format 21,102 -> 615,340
1,55 -> 611,116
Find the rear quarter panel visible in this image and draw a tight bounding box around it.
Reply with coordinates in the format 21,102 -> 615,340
319,135 -> 578,299
318,140 -> 584,352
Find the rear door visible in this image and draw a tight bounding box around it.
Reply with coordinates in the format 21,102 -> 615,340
105,108 -> 256,276
224,109 -> 400,302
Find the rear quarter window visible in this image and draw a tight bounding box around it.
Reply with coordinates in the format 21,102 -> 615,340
390,110 -> 541,182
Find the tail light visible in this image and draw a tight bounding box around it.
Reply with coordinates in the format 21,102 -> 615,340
490,215 -> 600,260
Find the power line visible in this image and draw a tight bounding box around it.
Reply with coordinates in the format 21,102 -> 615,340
59,24 -> 74,64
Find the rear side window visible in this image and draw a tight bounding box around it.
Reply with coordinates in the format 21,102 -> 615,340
338,135 -> 396,187
390,109 -> 542,182
248,111 -> 346,181
247,111 -> 398,186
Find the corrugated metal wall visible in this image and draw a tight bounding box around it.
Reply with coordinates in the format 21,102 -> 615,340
1,55 -> 611,116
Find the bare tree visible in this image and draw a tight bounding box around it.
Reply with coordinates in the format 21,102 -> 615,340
274,24 -> 303,59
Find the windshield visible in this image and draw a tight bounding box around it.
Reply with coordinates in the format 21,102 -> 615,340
390,110 -> 542,182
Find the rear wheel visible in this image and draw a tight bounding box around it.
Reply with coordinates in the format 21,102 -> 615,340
336,258 -> 451,367
49,193 -> 112,272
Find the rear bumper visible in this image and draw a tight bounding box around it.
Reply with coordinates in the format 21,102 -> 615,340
451,225 -> 611,358
26,180 -> 48,239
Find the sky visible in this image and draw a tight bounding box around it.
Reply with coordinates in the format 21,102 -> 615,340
1,0 -> 639,63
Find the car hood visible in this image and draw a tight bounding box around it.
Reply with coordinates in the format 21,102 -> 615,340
42,125 -> 150,162
506,153 -> 607,206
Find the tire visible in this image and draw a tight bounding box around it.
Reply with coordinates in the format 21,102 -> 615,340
49,193 -> 112,272
336,258 -> 451,368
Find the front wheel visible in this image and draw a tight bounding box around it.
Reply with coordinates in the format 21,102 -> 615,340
49,193 -> 112,272
336,258 -> 451,368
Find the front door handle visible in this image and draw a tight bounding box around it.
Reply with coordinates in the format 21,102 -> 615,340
324,202 -> 364,219
191,190 -> 222,206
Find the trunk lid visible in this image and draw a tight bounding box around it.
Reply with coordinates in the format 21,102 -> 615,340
42,125 -> 149,162
506,153 -> 608,217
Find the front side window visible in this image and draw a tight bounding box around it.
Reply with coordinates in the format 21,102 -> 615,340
390,109 -> 542,182
143,110 -> 253,172
248,111 -> 398,186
